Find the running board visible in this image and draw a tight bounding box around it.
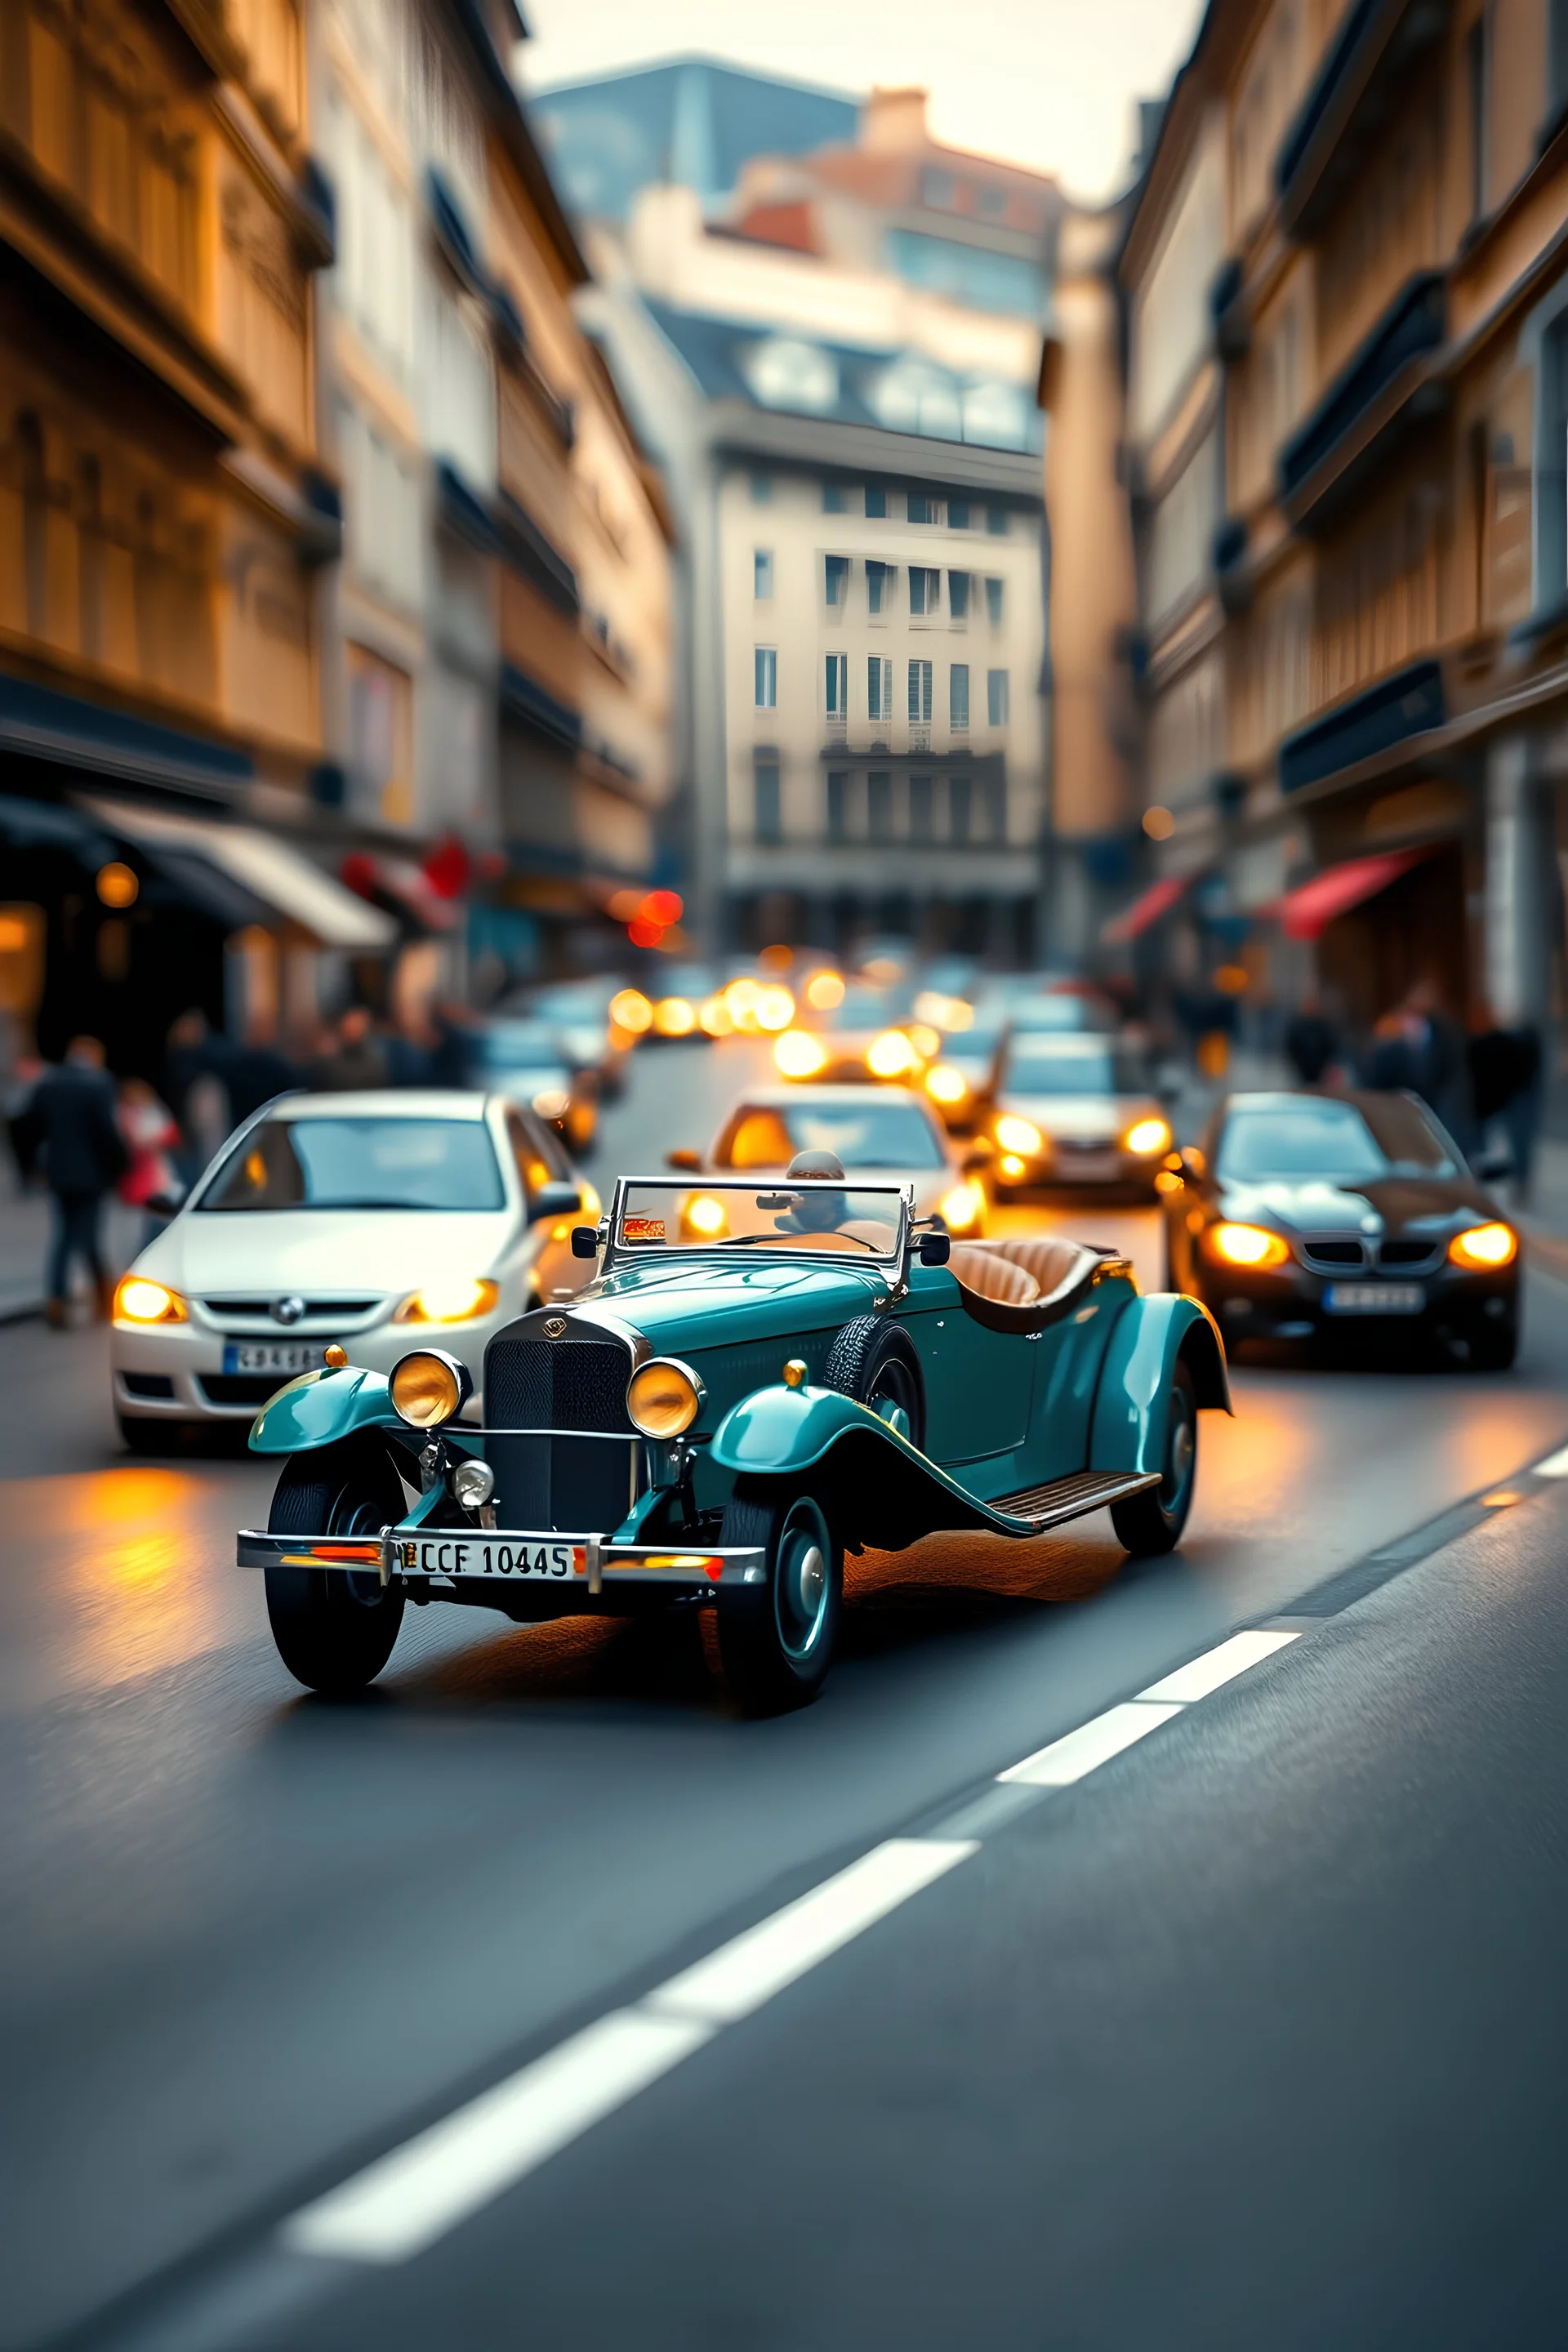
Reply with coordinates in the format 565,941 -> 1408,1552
993,1468 -> 1161,1534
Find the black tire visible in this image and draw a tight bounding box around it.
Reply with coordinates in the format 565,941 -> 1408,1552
117,1414 -> 184,1455
1468,1315 -> 1519,1371
716,1483 -> 843,1715
1110,1359 -> 1198,1557
822,1316 -> 926,1450
264,1436 -> 408,1695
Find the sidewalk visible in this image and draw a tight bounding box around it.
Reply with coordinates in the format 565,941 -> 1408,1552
0,1185 -> 143,1323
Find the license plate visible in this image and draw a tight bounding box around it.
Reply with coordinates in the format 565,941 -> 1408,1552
1322,1283 -> 1424,1315
1054,1152 -> 1118,1181
394,1535 -> 582,1581
223,1341 -> 327,1374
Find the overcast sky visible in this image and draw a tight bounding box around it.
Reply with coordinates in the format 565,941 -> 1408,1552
514,0 -> 1208,207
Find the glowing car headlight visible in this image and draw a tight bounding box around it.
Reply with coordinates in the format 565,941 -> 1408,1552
682,1192 -> 729,1239
114,1276 -> 188,1324
1208,1222 -> 1290,1269
999,1154 -> 1027,1178
867,1029 -> 916,1078
1448,1221 -> 1517,1269
774,1028 -> 829,1079
394,1278 -> 500,1325
754,984 -> 795,1033
390,1349 -> 471,1428
995,1115 -> 1043,1156
1124,1116 -> 1174,1156
938,1182 -> 985,1236
925,1064 -> 969,1107
653,996 -> 697,1037
609,987 -> 653,1036
699,993 -> 733,1036
805,969 -> 844,1010
626,1356 -> 705,1438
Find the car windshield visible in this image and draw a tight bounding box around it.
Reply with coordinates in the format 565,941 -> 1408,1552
474,1026 -> 564,1071
615,1180 -> 904,1258
1215,1096 -> 1459,1182
1002,1041 -> 1146,1095
716,1100 -> 947,1170
200,1118 -> 506,1211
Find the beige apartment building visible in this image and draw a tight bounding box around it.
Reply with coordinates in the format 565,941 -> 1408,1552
1121,0 -> 1568,1053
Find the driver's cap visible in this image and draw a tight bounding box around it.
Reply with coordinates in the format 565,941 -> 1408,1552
786,1149 -> 846,1179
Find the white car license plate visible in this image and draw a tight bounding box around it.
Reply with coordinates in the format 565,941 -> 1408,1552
223,1341 -> 327,1374
1322,1283 -> 1424,1316
1055,1150 -> 1118,1181
394,1536 -> 582,1580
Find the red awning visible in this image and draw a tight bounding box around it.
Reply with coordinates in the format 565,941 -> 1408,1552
1102,874 -> 1188,945
1267,849 -> 1431,941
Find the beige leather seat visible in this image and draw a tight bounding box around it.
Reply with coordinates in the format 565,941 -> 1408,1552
946,1243 -> 1044,1332
988,1236 -> 1099,1302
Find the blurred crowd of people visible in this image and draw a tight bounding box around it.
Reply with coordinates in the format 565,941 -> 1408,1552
2,1002 -> 479,1325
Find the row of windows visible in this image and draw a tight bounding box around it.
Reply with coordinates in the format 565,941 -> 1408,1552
754,552 -> 1005,621
751,761 -> 1006,847
755,650 -> 1010,728
750,475 -> 1012,532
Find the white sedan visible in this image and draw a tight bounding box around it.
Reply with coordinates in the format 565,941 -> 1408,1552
110,1090 -> 596,1452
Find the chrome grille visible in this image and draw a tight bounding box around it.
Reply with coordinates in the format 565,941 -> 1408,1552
1298,1239 -> 1366,1272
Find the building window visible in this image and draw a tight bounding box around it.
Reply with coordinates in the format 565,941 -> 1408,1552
908,659 -> 933,724
984,773 -> 1007,841
948,499 -> 971,530
978,185 -> 1008,219
948,569 -> 970,620
826,769 -> 849,842
865,484 -> 888,519
909,774 -> 933,841
867,654 -> 893,724
754,753 -> 781,843
750,471 -> 773,504
754,549 -> 774,599
950,773 -> 973,844
825,554 -> 850,606
1467,15 -> 1488,220
866,560 -> 893,614
755,647 -> 777,707
826,652 -> 848,718
950,664 -> 970,729
867,771 -> 893,842
987,668 -> 1009,726
985,577 -> 1004,625
986,506 -> 1008,537
822,481 -> 850,512
908,493 -> 939,525
908,566 -> 941,615
921,166 -> 956,208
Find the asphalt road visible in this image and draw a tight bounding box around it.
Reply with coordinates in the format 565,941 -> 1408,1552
3,1038 -> 1567,2350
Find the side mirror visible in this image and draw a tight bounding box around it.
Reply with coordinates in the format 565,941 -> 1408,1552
570,1226 -> 600,1259
666,1147 -> 702,1171
529,1180 -> 581,1225
917,1229 -> 951,1265
1475,1147 -> 1513,1183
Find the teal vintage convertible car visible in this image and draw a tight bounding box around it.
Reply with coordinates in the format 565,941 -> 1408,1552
237,1161 -> 1230,1713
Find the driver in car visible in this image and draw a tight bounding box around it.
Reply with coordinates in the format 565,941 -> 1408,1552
771,1152 -> 896,1250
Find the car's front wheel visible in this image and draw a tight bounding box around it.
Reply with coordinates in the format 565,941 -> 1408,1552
1110,1360 -> 1197,1556
716,1483 -> 843,1715
264,1435 -> 408,1695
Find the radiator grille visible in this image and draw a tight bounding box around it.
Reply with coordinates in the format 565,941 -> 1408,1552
483,1332 -> 634,1433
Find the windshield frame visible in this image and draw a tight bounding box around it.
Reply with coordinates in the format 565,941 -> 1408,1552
604,1175 -> 912,1271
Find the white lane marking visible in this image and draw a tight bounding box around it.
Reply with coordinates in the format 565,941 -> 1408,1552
1531,1443 -> 1568,1477
1137,1629 -> 1299,1704
997,1700 -> 1183,1787
649,1838 -> 978,2025
282,2009 -> 712,2264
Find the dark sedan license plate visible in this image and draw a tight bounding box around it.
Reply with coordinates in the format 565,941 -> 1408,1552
223,1341 -> 327,1374
1323,1282 -> 1424,1316
395,1536 -> 582,1580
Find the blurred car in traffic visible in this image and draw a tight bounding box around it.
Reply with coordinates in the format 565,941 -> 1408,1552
668,1084 -> 987,1238
920,1008 -> 1009,1132
111,1091 -> 595,1450
1004,987 -> 1120,1036
642,964 -> 724,1040
524,979 -> 632,1100
983,1030 -> 1173,1201
466,1018 -> 597,1155
1164,1089 -> 1520,1366
772,981 -> 925,1087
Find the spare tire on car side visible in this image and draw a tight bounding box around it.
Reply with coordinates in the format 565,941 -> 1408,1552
822,1316 -> 926,1451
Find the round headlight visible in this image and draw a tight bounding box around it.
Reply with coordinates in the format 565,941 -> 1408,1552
390,1349 -> 470,1428
626,1357 -> 704,1439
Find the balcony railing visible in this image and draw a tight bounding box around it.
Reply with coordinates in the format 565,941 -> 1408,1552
1276,271 -> 1445,509
1278,658 -> 1445,795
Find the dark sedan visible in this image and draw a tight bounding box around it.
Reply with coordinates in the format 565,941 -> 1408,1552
1164,1089 -> 1520,1368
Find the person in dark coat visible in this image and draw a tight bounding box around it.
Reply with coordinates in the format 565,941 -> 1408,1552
1468,1016 -> 1544,1199
33,1037 -> 128,1325
1284,1000 -> 1341,1086
311,1007 -> 390,1093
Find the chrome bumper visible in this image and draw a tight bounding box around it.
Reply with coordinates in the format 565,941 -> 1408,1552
235,1527 -> 768,1593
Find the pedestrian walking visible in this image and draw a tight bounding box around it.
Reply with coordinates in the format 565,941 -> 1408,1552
1284,999 -> 1341,1086
1468,1014 -> 1543,1200
33,1037 -> 128,1326
116,1076 -> 183,1243
311,1006 -> 390,1092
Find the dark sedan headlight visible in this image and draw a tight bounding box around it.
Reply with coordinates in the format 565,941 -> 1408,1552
1205,1222 -> 1290,1269
1448,1222 -> 1517,1270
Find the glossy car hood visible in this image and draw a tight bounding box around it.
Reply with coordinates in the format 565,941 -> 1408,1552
137,1208 -> 518,1294
1216,1174 -> 1493,1232
583,1256 -> 889,1351
997,1090 -> 1156,1142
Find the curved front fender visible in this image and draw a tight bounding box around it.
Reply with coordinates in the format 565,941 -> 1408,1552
1089,1292 -> 1231,1479
248,1365 -> 403,1454
710,1383 -> 1025,1549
